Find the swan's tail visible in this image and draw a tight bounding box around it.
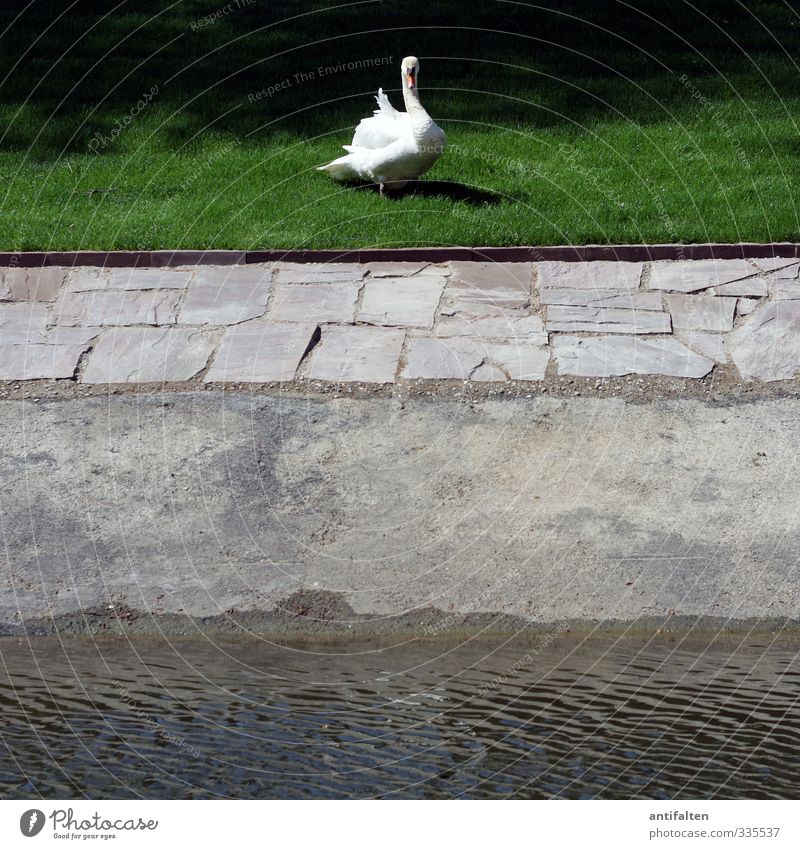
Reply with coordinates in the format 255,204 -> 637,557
317,149 -> 360,182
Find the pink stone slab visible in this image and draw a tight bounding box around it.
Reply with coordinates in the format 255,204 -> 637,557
204,323 -> 317,383
545,305 -> 671,334
553,335 -> 713,378
539,289 -> 662,309
729,301 -> 800,381
666,294 -> 736,332
357,276 -> 445,329
81,327 -> 216,383
537,261 -> 642,290
308,326 -> 404,383
0,344 -> 87,380
275,263 -> 365,284
66,268 -> 193,292
178,266 -> 272,325
269,282 -> 359,324
0,302 -> 49,343
0,267 -> 66,302
401,337 -> 485,380
363,262 -> 432,277
54,290 -> 181,327
434,315 -> 547,344
649,260 -> 756,293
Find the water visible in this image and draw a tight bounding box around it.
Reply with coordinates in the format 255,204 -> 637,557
1,634 -> 798,799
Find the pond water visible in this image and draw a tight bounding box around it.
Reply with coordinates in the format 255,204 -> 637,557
1,634 -> 798,799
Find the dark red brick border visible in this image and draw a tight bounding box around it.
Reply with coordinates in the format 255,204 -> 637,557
1,243 -> 798,267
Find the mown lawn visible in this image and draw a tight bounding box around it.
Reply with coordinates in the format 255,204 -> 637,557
1,0 -> 799,250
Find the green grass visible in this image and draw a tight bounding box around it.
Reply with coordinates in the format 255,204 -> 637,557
1,0 -> 800,249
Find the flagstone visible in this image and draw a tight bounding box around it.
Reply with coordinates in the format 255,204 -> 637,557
540,288 -> 662,309
401,337 -> 549,381
484,343 -> 549,380
269,282 -> 359,324
66,267 -> 193,292
81,327 -> 216,383
537,261 -> 642,290
307,326 -> 404,383
276,263 -> 365,284
0,322 -> 100,380
0,302 -> 49,343
470,363 -> 508,382
1,267 -> 66,302
8,256 -> 800,386
666,294 -> 736,332
179,266 -> 271,325
0,344 -> 87,380
55,289 -> 181,327
545,305 -> 671,334
402,338 -> 485,379
553,335 -> 713,378
729,301 -> 800,381
205,322 -> 317,383
357,276 -> 445,328
764,264 -> 800,282
443,262 -> 531,314
435,315 -> 547,344
711,278 -> 768,297
674,330 -> 728,363
737,298 -> 760,316
649,259 -> 756,293
364,262 -> 432,277
752,257 -> 800,274
770,281 -> 800,300
450,261 -> 531,294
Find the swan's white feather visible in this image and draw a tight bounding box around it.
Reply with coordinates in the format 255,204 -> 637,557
352,89 -> 411,149
374,87 -> 403,118
318,63 -> 446,191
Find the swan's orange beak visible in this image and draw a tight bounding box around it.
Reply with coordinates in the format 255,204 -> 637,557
406,70 -> 416,89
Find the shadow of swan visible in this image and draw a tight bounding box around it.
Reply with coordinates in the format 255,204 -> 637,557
354,180 -> 502,205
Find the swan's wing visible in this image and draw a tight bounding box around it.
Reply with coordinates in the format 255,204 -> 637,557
352,115 -> 408,149
351,88 -> 410,149
373,87 -> 403,119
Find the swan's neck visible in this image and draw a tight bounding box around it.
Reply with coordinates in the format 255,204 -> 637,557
402,86 -> 433,137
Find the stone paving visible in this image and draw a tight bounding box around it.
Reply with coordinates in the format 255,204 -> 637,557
2,257 -> 800,384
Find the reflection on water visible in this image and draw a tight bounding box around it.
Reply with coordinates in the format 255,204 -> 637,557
0,634 -> 798,799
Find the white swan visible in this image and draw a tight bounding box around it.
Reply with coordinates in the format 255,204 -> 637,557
317,56 -> 446,193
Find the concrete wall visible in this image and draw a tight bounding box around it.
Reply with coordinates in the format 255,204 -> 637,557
1,391 -> 798,635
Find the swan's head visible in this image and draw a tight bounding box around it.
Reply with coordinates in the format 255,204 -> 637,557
401,56 -> 419,90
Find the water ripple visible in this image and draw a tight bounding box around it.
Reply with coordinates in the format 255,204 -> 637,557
0,636 -> 798,799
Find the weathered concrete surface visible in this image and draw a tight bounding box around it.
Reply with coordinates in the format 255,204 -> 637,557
1,391 -> 799,636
